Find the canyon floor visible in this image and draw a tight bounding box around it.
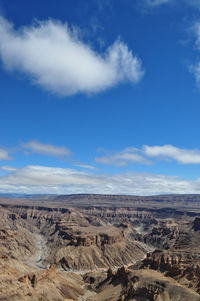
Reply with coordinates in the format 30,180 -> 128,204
1,194 -> 200,300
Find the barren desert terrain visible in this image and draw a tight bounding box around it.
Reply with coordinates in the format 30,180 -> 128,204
1,194 -> 200,300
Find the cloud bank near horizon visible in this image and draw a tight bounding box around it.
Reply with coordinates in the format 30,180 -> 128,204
0,165 -> 199,195
0,17 -> 144,96
0,143 -> 200,194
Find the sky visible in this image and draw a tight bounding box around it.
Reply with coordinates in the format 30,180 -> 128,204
1,0 -> 200,195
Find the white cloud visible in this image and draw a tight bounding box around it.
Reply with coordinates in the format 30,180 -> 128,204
143,144 -> 200,164
0,165 -> 199,195
0,148 -> 10,161
22,140 -> 72,158
95,147 -> 152,166
0,16 -> 144,96
96,145 -> 200,166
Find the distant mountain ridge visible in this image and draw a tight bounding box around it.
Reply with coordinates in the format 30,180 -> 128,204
1,193 -> 200,209
1,193 -> 200,199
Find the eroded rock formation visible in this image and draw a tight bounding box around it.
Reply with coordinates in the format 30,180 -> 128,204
1,197 -> 200,300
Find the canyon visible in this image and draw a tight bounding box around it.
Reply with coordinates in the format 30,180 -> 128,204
1,194 -> 200,300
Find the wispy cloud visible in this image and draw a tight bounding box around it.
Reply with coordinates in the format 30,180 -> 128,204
143,0 -> 200,9
0,16 -> 144,96
0,148 -> 11,161
190,22 -> 200,86
189,0 -> 200,10
0,166 -> 16,171
0,165 -> 199,195
146,0 -> 171,7
74,162 -> 96,170
95,147 -> 152,166
22,140 -> 72,158
96,145 -> 200,166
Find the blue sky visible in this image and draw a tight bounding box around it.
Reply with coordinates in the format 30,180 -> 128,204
1,0 -> 200,194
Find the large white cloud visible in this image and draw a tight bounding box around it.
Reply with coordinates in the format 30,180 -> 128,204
0,17 -> 144,96
95,145 -> 200,166
0,165 -> 199,195
22,140 -> 71,158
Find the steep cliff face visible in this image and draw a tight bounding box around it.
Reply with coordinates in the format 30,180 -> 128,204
192,217 -> 200,231
57,224 -> 124,247
140,249 -> 200,294
141,250 -> 185,275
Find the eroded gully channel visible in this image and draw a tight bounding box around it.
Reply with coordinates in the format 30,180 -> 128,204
27,233 -> 50,270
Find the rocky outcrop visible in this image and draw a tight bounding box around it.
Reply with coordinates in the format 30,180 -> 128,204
0,261 -> 85,301
92,267 -> 200,301
107,267 -> 114,279
18,273 -> 37,288
141,249 -> 184,276
58,225 -> 124,247
193,218 -> 200,231
140,249 -> 200,294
